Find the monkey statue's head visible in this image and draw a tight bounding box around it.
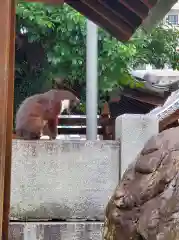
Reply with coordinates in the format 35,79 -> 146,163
57,90 -> 80,114
45,89 -> 80,114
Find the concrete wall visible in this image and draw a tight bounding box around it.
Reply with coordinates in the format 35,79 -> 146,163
10,140 -> 119,221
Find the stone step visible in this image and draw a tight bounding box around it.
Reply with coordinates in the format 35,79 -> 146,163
9,222 -> 103,240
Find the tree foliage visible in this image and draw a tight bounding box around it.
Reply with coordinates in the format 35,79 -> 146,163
131,25 -> 179,69
15,2 -> 179,114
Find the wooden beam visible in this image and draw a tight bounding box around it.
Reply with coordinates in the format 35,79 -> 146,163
3,2 -> 16,239
0,0 -> 15,239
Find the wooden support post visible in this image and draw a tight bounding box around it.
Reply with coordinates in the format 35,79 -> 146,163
0,0 -> 15,239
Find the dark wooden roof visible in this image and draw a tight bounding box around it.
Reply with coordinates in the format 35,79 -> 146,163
65,0 -> 158,41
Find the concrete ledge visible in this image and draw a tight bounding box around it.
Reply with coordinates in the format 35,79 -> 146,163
11,140 -> 119,220
9,222 -> 103,240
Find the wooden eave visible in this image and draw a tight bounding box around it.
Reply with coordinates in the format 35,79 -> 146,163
24,0 -> 158,41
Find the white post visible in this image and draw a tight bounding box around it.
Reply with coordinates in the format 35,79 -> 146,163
86,20 -> 98,140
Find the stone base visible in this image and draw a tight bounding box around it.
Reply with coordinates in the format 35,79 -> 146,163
9,222 -> 103,240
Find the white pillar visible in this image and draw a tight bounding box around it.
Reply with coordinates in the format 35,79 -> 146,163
86,20 -> 98,140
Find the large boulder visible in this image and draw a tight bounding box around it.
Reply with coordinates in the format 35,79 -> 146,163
103,127 -> 179,240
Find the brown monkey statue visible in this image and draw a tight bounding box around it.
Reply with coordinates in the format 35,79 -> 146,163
15,89 -> 80,140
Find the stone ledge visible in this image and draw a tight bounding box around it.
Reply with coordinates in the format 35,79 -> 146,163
9,222 -> 103,240
11,140 -> 119,220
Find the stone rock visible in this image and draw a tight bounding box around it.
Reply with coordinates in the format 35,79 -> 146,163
103,127 -> 179,240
